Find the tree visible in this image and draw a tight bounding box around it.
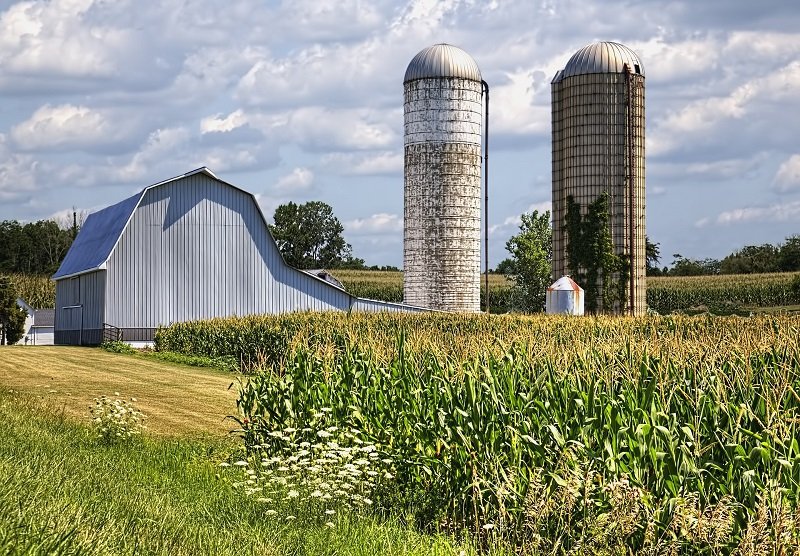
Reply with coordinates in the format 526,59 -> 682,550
0,276 -> 26,345
720,244 -> 779,274
645,236 -> 661,276
778,235 -> 800,272
503,210 -> 552,312
495,258 -> 515,276
0,217 -> 77,275
564,195 -> 627,313
668,254 -> 720,276
269,201 -> 361,269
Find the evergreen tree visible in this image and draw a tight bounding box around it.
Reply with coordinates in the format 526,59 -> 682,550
0,276 -> 26,345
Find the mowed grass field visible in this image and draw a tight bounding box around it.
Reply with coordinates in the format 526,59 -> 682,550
0,347 -> 472,555
0,346 -> 239,436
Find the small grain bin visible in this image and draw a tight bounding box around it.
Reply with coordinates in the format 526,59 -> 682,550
546,276 -> 584,315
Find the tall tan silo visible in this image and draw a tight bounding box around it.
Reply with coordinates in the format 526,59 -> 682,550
403,44 -> 484,312
551,41 -> 646,315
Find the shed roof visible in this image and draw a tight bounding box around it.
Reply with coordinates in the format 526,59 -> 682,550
33,308 -> 55,327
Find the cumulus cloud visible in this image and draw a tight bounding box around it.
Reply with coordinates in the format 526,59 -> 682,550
201,110 -> 249,134
322,152 -> 403,175
1,0 -> 800,266
344,213 -> 403,235
0,133 -> 40,201
773,154 -> 800,193
649,59 -> 800,157
491,69 -> 549,138
489,202 -> 551,235
273,168 -> 314,192
280,107 -> 399,151
696,201 -> 800,227
109,125 -> 279,185
11,104 -> 114,152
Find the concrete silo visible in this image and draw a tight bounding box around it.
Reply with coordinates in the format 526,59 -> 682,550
551,41 -> 646,315
403,43 -> 484,312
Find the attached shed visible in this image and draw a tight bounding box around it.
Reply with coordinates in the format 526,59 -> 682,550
52,168 -> 427,345
15,298 -> 55,345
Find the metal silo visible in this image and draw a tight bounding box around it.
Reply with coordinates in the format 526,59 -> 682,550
545,276 -> 584,316
551,41 -> 646,315
403,43 -> 484,312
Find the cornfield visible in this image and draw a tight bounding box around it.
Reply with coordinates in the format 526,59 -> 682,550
332,270 -> 513,313
6,269 -> 799,315
333,270 -> 800,314
2,273 -> 55,308
647,272 -> 800,314
158,313 -> 800,551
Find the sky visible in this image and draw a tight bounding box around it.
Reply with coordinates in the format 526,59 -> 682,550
1,0 -> 799,269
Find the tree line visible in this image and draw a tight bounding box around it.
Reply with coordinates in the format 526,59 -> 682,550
647,236 -> 800,276
0,218 -> 79,276
0,202 -> 372,278
3,204 -> 798,283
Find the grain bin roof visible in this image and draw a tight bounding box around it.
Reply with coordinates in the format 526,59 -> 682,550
548,276 -> 583,291
404,43 -> 482,83
555,41 -> 644,81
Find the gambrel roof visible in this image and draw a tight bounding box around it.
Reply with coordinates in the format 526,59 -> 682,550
55,168 -> 241,280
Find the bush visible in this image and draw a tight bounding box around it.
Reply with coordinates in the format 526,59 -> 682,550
100,341 -> 138,354
90,395 -> 146,443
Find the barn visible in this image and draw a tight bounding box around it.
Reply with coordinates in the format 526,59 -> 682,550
52,168 -> 426,345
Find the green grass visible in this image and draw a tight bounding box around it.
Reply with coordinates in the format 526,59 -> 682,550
0,390 -> 480,556
0,346 -> 239,437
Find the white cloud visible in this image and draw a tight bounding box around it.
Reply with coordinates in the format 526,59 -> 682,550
10,104 -> 113,152
200,110 -> 249,134
0,133 -> 40,201
322,152 -> 403,175
0,0 -> 114,77
345,213 -> 402,235
109,125 -> 278,184
274,168 -> 314,192
633,35 -> 720,84
649,59 -> 800,156
281,107 -> 398,151
773,154 -> 800,193
489,202 -> 551,235
234,39 -> 399,109
491,69 -> 549,137
697,201 -> 800,227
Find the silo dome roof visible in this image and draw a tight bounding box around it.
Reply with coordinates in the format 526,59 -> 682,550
404,43 -> 482,83
560,41 -> 644,79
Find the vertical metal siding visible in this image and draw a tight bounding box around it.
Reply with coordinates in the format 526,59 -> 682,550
551,71 -> 646,314
104,174 -> 353,331
54,270 -> 105,345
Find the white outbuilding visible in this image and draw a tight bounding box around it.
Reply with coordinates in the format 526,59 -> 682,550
545,276 -> 584,315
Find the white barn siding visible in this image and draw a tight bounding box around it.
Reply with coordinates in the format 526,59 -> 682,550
104,174 -> 352,340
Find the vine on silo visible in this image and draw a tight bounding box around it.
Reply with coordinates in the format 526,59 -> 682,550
564,194 -> 628,313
